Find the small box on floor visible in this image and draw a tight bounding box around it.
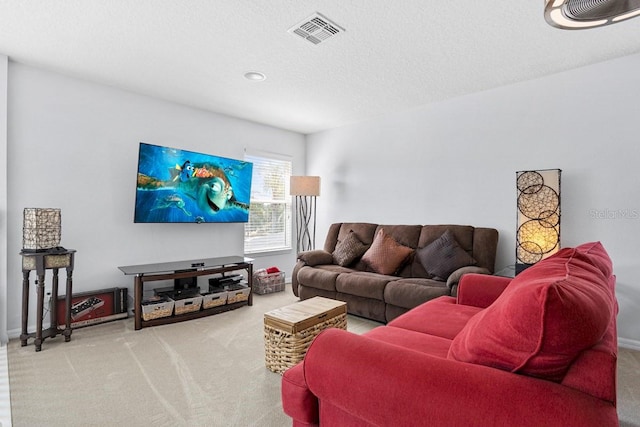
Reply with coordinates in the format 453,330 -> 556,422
57,287 -> 128,328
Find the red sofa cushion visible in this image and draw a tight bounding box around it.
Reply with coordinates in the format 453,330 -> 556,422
448,244 -> 614,382
388,296 -> 483,340
365,326 -> 453,358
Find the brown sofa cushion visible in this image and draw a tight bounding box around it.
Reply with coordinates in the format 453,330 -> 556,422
336,271 -> 397,300
384,278 -> 450,309
333,231 -> 369,267
297,266 -> 341,292
362,228 -> 414,275
416,230 -> 477,279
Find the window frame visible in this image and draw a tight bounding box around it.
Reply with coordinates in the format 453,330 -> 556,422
243,151 -> 293,255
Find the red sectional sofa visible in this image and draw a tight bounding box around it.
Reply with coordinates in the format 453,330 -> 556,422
281,242 -> 619,426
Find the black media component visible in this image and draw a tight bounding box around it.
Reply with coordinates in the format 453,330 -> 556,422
208,274 -> 244,292
155,286 -> 200,298
174,269 -> 198,291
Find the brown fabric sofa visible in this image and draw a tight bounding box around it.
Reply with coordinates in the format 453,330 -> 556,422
291,223 -> 499,323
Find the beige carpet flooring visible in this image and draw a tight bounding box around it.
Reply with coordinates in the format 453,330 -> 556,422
7,288 -> 378,427
7,286 -> 640,426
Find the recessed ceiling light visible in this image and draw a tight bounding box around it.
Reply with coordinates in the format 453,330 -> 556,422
544,0 -> 640,29
244,71 -> 266,81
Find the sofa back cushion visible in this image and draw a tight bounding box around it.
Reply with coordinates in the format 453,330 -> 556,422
447,242 -> 614,382
560,275 -> 617,404
323,223 -> 498,279
574,241 -> 613,278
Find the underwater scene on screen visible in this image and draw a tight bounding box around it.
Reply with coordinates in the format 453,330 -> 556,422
134,143 -> 253,223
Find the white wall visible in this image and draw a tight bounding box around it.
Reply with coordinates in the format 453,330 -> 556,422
5,62 -> 305,337
6,53 -> 640,348
0,55 -> 7,344
307,53 -> 640,349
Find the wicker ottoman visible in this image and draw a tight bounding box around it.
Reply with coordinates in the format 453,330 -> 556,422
264,296 -> 347,374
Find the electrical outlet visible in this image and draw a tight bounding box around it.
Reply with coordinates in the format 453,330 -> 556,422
32,287 -> 52,297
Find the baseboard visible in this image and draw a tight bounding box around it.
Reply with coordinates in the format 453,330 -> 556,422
618,337 -> 640,351
6,328 -> 20,341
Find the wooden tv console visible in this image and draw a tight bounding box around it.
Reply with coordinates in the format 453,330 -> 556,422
118,256 -> 253,330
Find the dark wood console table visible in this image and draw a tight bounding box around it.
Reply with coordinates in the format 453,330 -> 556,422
118,256 -> 254,330
20,249 -> 75,351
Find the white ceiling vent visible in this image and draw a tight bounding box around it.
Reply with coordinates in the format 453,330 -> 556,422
288,12 -> 345,45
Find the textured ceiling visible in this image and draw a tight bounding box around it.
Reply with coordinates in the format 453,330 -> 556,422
1,1 -> 639,134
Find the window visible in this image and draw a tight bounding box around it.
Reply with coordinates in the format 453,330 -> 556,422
244,153 -> 292,254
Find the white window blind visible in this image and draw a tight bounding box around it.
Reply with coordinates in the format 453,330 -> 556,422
244,153 -> 292,254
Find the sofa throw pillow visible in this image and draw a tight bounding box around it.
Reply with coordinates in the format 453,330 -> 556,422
333,231 -> 369,267
361,228 -> 414,275
575,241 -> 613,278
447,245 -> 614,382
416,230 -> 477,279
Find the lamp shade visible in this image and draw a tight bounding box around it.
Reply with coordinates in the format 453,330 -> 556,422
516,169 -> 561,273
22,208 -> 62,252
290,176 -> 321,196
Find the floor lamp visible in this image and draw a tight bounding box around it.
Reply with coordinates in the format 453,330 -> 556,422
516,169 -> 561,274
290,176 -> 321,253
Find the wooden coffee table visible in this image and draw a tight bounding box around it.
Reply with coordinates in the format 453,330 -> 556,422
264,296 -> 347,374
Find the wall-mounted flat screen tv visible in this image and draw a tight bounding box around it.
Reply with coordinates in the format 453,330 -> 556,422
134,143 -> 253,223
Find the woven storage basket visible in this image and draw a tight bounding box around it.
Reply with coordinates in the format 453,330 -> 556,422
253,270 -> 285,295
141,297 -> 174,321
172,295 -> 203,315
201,290 -> 227,309
227,285 -> 250,304
264,313 -> 346,374
264,297 -> 347,374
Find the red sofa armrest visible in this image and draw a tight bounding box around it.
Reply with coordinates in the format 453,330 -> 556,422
456,273 -> 512,308
282,362 -> 319,426
302,329 -> 617,427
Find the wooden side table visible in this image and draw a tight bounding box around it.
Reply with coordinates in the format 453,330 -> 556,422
20,249 -> 75,352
